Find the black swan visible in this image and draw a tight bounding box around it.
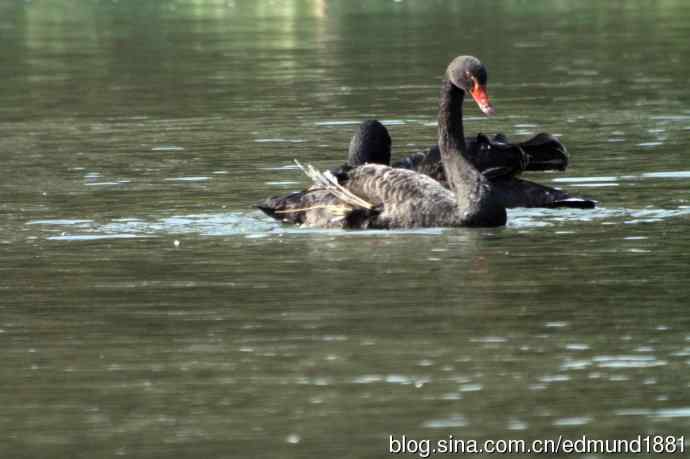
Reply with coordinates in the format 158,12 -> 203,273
258,55 -> 508,228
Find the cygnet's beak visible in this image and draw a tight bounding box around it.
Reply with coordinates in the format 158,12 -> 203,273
470,83 -> 495,117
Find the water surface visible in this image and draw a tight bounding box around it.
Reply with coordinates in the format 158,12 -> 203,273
2,1 -> 690,458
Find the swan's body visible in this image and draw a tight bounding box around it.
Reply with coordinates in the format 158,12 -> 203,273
343,164 -> 477,228
258,164 -> 473,229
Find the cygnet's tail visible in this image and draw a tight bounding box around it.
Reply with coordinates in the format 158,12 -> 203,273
256,162 -> 382,228
256,191 -> 310,224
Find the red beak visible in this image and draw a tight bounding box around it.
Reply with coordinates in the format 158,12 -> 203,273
470,83 -> 495,116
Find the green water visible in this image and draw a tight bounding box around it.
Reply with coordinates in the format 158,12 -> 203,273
2,1 -> 690,458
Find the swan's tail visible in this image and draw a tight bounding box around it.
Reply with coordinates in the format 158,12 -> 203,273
513,133 -> 569,172
295,160 -> 374,210
256,162 -> 381,228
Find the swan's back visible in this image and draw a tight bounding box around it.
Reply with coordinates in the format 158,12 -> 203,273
345,164 -> 462,228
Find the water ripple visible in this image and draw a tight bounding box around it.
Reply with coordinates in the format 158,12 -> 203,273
654,408 -> 690,418
592,355 -> 666,369
422,415 -> 467,429
553,416 -> 592,427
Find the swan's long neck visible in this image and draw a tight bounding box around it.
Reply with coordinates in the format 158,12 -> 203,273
438,79 -> 484,207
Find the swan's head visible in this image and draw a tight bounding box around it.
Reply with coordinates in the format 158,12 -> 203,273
347,119 -> 392,166
447,55 -> 495,116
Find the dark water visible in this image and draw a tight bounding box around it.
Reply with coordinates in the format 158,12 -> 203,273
2,1 -> 690,457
